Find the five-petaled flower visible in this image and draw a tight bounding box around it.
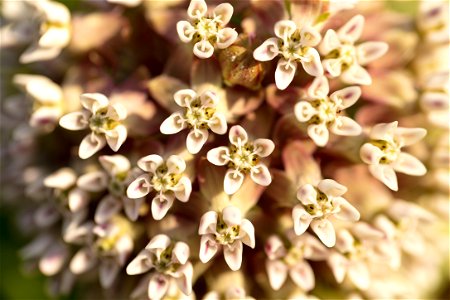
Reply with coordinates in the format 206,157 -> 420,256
360,121 -> 427,191
126,234 -> 193,300
177,0 -> 238,59
198,206 -> 255,271
59,93 -> 127,159
292,179 -> 360,247
207,125 -> 274,195
126,155 -> 192,220
160,89 -> 227,154
294,76 -> 362,146
253,20 -> 323,90
319,15 -> 388,85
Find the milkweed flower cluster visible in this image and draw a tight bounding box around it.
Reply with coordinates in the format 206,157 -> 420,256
2,0 -> 448,299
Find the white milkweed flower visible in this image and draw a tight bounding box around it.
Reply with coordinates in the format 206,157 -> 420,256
264,232 -> 328,291
207,125 -> 274,195
126,234 -> 193,300
59,93 -> 128,159
360,121 -> 427,191
319,15 -> 388,85
198,206 -> 255,271
253,20 -> 323,90
417,1 -> 449,44
126,155 -> 192,220
160,89 -> 227,154
292,179 -> 360,247
177,0 -> 238,59
294,76 -> 362,146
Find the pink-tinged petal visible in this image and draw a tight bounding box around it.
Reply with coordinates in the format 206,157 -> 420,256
217,28 -> 238,49
250,164 -> 272,186
44,168 -> 77,190
302,234 -> 329,260
328,252 -> 347,283
199,90 -> 218,107
137,154 -> 163,173
177,21 -> 195,43
67,188 -> 90,212
34,203 -> 60,228
79,133 -> 106,159
172,242 -> 190,265
334,197 -> 360,221
99,260 -> 120,288
370,121 -> 398,141
59,111 -> 89,131
360,143 -> 384,165
80,93 -> 109,114
330,86 -> 361,109
368,164 -> 398,191
160,113 -> 187,135
224,170 -> 245,195
311,219 -> 336,247
77,171 -> 108,192
301,48 -> 323,77
186,129 -> 209,154
275,59 -> 297,90
126,174 -> 151,199
352,222 -> 384,240
318,179 -> 347,198
300,25 -> 321,47
294,101 -> 316,123
265,235 -> 286,259
151,194 -> 175,220
319,29 -> 341,55
266,259 -> 288,290
199,211 -> 218,235
307,124 -> 329,147
274,20 -> 297,39
307,76 -> 329,99
331,116 -> 362,136
222,205 -> 242,226
148,274 -> 170,300
187,0 -> 207,19
193,40 -> 214,59
70,247 -> 97,274
208,113 -> 227,135
239,219 -> 255,248
213,3 -> 233,25
207,146 -> 230,166
166,155 -> 186,174
292,205 -> 313,235
107,103 -> 127,121
225,286 -> 246,299
389,200 -> 435,223
289,260 -> 315,291
395,127 -> 427,147
116,235 -> 134,265
253,37 -> 279,62
94,195 -> 122,224
341,64 -> 371,85
421,92 -> 448,112
39,243 -> 68,276
174,89 -> 197,107
105,124 -> 127,152
297,184 -> 318,205
347,261 -> 370,290
147,234 -> 171,251
199,234 -> 219,263
392,152 -> 426,176
338,15 -> 365,43
336,229 -> 355,253
126,250 -> 153,275
356,41 -> 388,66
99,155 -> 130,176
229,125 -> 248,146
123,197 -> 144,221
253,139 -> 275,157
176,263 -> 193,296
223,241 -> 243,271
172,176 -> 192,202
322,58 -> 343,77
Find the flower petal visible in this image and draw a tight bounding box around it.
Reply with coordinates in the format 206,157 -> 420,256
368,164 -> 398,191
311,219 -> 336,247
80,93 -> 109,114
187,0 -> 207,19
79,133 -> 106,159
172,176 -> 192,202
151,194 -> 175,220
77,171 -> 108,192
318,179 -> 347,197
99,155 -> 130,176
177,20 -> 195,43
166,155 -> 186,174
44,168 -> 77,190
307,124 -> 329,147
274,20 -> 297,40
146,234 -> 171,251
300,25 -> 321,47
148,274 -> 170,300
174,89 -> 197,107
253,139 -> 275,157
250,164 -> 272,186
39,243 -> 68,276
222,205 -> 242,226
186,129 -> 209,154
392,152 -> 427,176
199,211 -> 218,235
253,37 -> 279,62
67,188 -> 90,212
137,154 -> 163,173
307,76 -> 329,99
176,262 -> 193,296
394,127 -> 427,147
294,101 -> 316,123
173,242 -> 190,265
347,261 -> 370,290
105,124 -> 127,152
224,169 -> 245,195
59,111 -> 89,131
239,219 -> 255,248
266,259 -> 288,290
301,48 -> 323,77
229,125 -> 248,146
217,28 -> 238,49
360,143 -> 384,164
70,247 -> 97,274
370,121 -> 398,141
99,260 -> 120,288
319,29 -> 341,54
341,64 -> 371,85
334,197 -> 360,221
297,184 -> 318,205
207,146 -> 230,166
199,234 -> 219,263
106,103 -> 127,121
223,241 -> 243,271
330,86 -> 361,109
338,15 -> 365,43
208,113 -> 228,135
193,40 -> 214,59
199,90 -> 219,107
322,58 -> 343,77
331,116 -> 362,136
292,205 -> 313,235
126,174 -> 151,198
213,3 -> 233,25
265,235 -> 286,260
160,113 -> 187,135
328,252 -> 347,283
289,260 -> 315,291
94,195 -> 122,224
123,197 -> 144,221
356,41 -> 388,66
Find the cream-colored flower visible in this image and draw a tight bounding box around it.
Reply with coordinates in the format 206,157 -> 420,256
420,71 -> 449,128
177,0 -> 238,59
160,89 -> 227,154
59,93 -> 127,159
253,20 -> 323,90
207,125 -> 274,195
126,154 -> 192,220
294,76 -> 362,146
360,121 -> 427,191
417,1 -> 449,44
198,206 -> 255,271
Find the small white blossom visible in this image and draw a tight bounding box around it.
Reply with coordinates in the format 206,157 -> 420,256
59,93 -> 128,159
207,125 -> 274,195
198,206 -> 255,271
293,179 -> 360,247
126,154 -> 192,220
177,0 -> 238,59
160,89 -> 227,154
319,15 -> 388,85
360,121 -> 427,191
294,76 -> 362,146
253,20 -> 323,90
126,234 -> 193,300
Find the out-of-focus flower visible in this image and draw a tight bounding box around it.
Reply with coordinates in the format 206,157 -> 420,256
360,121 -> 427,191
126,234 -> 193,300
294,76 -> 362,146
207,125 -> 274,195
59,93 -> 128,159
420,71 -> 449,128
265,231 -> 328,291
417,1 -> 449,44
293,179 -> 360,247
203,286 -> 255,300
160,89 -> 227,154
253,20 -> 323,90
319,15 -> 388,85
177,0 -> 238,59
107,0 -> 142,7
126,155 -> 192,220
198,206 -> 255,271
